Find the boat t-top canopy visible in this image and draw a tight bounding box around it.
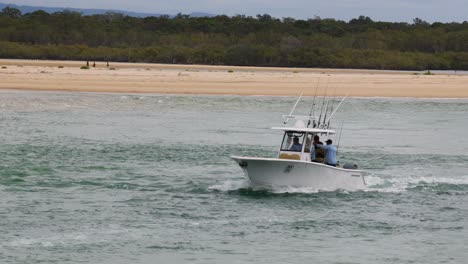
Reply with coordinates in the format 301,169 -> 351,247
271,127 -> 336,135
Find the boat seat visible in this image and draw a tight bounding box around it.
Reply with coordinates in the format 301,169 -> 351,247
279,153 -> 301,160
343,163 -> 358,170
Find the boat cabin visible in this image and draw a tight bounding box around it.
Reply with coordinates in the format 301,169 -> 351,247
272,124 -> 335,162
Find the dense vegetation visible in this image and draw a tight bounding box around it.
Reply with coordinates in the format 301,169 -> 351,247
1,7 -> 468,70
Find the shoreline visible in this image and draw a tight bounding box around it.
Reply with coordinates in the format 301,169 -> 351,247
1,59 -> 468,98
2,88 -> 468,101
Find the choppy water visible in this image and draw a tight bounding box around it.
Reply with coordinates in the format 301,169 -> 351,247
1,90 -> 467,264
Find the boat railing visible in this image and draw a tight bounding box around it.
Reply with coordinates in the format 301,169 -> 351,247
282,115 -> 317,121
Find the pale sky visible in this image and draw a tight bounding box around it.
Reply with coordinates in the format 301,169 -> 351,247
4,0 -> 468,22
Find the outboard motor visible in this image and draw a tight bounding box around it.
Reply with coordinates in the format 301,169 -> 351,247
343,163 -> 358,170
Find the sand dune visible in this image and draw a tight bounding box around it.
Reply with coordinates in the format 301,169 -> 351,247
1,59 -> 467,98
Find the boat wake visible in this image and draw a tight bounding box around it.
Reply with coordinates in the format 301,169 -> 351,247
209,173 -> 468,195
365,173 -> 468,193
208,180 -> 250,192
209,179 -> 363,194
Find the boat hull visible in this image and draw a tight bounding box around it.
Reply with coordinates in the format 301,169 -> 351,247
231,156 -> 366,191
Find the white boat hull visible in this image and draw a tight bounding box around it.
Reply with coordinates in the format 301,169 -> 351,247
231,156 -> 366,191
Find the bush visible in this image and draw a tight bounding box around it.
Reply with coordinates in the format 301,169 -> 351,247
423,70 -> 434,75
80,65 -> 89,69
58,65 -> 64,68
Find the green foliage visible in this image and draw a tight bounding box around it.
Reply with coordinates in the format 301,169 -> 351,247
0,11 -> 468,70
80,65 -> 89,69
1,7 -> 22,19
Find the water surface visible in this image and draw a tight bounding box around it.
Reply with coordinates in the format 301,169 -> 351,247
1,91 -> 467,263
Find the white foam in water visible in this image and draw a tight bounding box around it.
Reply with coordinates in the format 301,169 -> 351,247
210,173 -> 468,194
407,175 -> 468,185
269,185 -> 325,194
210,180 -> 360,194
208,180 -> 250,191
209,180 -> 321,193
7,226 -> 134,249
365,173 -> 468,193
9,233 -> 88,248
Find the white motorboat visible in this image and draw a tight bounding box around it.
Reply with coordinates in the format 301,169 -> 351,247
231,95 -> 366,191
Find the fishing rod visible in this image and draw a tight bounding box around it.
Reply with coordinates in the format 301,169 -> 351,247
326,86 -> 338,129
336,120 -> 344,156
308,77 -> 320,128
317,78 -> 329,128
321,82 -> 332,129
325,94 -> 349,125
284,90 -> 304,126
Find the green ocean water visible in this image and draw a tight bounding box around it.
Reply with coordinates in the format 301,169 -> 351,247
0,91 -> 467,264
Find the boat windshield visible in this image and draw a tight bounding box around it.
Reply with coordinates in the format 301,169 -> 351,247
281,132 -> 305,152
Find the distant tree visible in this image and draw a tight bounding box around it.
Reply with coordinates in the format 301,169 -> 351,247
1,6 -> 22,18
175,13 -> 190,19
1,11 -> 468,70
350,16 -> 373,25
413,17 -> 429,26
282,17 -> 295,24
24,10 -> 50,19
102,12 -> 125,23
257,14 -> 273,22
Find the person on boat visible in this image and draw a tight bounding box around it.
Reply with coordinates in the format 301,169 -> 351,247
313,135 -> 323,145
310,135 -> 325,162
315,139 -> 337,167
289,136 -> 302,151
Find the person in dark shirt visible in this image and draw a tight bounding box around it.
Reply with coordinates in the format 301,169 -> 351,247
310,135 -> 324,162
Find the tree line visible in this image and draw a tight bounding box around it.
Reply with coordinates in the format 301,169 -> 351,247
1,7 -> 468,70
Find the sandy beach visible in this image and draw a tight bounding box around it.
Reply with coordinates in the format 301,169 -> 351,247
0,59 -> 467,97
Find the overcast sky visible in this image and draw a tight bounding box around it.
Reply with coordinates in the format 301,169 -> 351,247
4,0 -> 468,22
